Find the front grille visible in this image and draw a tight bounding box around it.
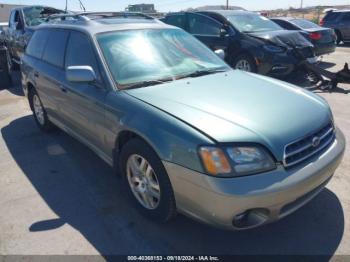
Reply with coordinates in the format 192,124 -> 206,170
283,122 -> 335,168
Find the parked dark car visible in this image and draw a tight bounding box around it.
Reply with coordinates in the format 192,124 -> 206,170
271,17 -> 336,56
320,10 -> 350,44
162,10 -> 316,77
2,6 -> 64,69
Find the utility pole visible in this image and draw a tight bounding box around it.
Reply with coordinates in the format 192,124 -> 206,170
65,0 -> 68,12
300,0 -> 304,18
226,0 -> 229,10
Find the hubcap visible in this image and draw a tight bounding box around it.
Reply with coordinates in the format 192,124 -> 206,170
33,95 -> 45,125
235,59 -> 252,72
126,154 -> 161,210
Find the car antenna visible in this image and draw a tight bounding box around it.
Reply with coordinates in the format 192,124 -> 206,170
78,0 -> 86,12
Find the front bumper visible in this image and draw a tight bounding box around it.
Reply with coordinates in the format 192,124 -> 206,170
257,51 -> 300,77
164,128 -> 345,230
314,42 -> 336,56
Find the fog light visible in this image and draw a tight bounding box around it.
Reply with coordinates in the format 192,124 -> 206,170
232,211 -> 249,228
232,209 -> 270,229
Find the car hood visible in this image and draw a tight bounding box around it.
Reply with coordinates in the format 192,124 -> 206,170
126,70 -> 331,161
247,30 -> 313,48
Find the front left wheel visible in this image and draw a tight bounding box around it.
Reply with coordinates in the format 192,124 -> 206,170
232,53 -> 257,73
119,138 -> 177,222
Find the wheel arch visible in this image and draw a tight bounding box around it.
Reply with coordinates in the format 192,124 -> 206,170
113,129 -> 162,174
26,81 -> 36,111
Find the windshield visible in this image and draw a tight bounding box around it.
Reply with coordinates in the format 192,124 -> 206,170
97,29 -> 230,88
226,13 -> 282,33
291,19 -> 319,29
23,6 -> 64,26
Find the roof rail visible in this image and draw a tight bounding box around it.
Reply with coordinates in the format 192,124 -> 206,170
46,11 -> 155,22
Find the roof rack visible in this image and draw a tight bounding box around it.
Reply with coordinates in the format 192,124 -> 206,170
46,12 -> 155,22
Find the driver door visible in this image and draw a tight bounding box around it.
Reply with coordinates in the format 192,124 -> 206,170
59,31 -> 109,152
186,13 -> 230,53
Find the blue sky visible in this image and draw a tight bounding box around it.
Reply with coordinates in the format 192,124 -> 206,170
2,0 -> 350,12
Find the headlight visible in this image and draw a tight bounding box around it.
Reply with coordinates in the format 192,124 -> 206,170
263,44 -> 285,53
226,146 -> 276,175
199,146 -> 276,177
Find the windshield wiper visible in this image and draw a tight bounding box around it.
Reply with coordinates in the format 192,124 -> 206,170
177,68 -> 228,80
121,79 -> 173,90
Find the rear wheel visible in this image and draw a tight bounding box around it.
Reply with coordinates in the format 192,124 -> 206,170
0,46 -> 12,89
232,54 -> 257,73
335,30 -> 343,45
119,138 -> 177,222
29,89 -> 55,132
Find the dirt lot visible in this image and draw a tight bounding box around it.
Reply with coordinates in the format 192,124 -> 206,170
0,46 -> 349,257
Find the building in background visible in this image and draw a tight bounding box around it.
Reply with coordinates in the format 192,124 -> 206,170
0,3 -> 24,22
125,4 -> 156,13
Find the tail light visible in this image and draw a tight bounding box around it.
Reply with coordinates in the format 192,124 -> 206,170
319,19 -> 324,26
309,32 -> 322,40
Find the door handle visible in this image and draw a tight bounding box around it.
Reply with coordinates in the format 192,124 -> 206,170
59,85 -> 67,93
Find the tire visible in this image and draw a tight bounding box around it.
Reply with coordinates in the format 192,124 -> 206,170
232,53 -> 257,73
119,138 -> 177,222
335,30 -> 342,45
28,88 -> 55,132
0,46 -> 12,89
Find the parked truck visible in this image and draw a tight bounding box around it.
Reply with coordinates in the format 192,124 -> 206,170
0,6 -> 64,88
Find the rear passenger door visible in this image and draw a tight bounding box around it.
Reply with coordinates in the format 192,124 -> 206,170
39,29 -> 70,122
187,13 -> 229,52
25,28 -> 65,121
59,31 -> 108,152
339,13 -> 350,39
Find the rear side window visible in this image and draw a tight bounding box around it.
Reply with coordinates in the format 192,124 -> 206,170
341,12 -> 350,21
42,29 -> 69,68
323,12 -> 341,21
165,14 -> 186,29
65,31 -> 100,78
273,19 -> 298,30
26,29 -> 50,59
188,13 -> 221,36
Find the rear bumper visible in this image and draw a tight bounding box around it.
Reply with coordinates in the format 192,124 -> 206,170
164,128 -> 345,230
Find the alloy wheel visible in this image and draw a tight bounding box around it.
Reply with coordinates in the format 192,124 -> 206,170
33,95 -> 45,126
235,59 -> 252,72
126,154 -> 161,210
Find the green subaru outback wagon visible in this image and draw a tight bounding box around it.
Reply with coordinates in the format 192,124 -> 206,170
21,12 -> 345,230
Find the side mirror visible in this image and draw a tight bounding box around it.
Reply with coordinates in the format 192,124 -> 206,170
220,27 -> 228,37
66,66 -> 96,83
15,22 -> 23,30
214,49 -> 225,60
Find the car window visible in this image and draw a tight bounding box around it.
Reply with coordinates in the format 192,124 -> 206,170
291,19 -> 319,29
323,12 -> 341,21
9,11 -> 15,28
42,30 -> 69,68
225,13 -> 282,33
188,13 -> 222,36
273,19 -> 297,30
166,14 -> 186,29
23,6 -> 64,26
65,31 -> 100,79
26,29 -> 50,59
97,28 -> 229,88
341,12 -> 350,21
10,10 -> 21,29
